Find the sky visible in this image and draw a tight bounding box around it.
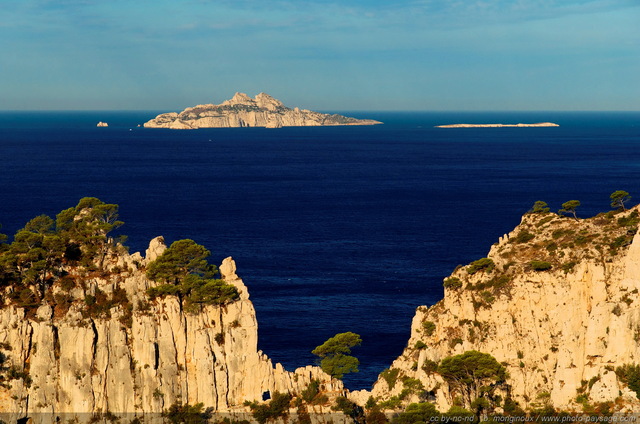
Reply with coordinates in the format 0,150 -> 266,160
1,0 -> 638,111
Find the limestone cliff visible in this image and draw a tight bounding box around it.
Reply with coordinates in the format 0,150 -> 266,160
352,206 -> 640,413
143,92 -> 382,129
0,237 -> 343,421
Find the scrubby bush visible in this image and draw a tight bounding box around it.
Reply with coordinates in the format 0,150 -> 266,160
300,379 -> 328,404
443,277 -> 462,290
391,402 -> 439,424
618,210 -> 639,228
513,230 -> 535,244
422,359 -> 439,374
332,396 -> 364,421
245,392 -> 292,424
422,321 -> 436,336
467,258 -> 495,275
163,402 -> 213,424
530,260 -> 552,271
381,368 -> 400,389
414,341 -> 427,350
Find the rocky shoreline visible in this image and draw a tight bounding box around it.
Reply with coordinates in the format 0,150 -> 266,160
144,92 -> 382,129
436,122 -> 559,128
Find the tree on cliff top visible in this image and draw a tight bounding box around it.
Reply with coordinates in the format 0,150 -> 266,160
146,239 -> 239,310
312,332 -> 362,379
55,197 -> 124,268
528,201 -> 550,214
611,190 -> 631,211
146,239 -> 216,284
559,200 -> 580,220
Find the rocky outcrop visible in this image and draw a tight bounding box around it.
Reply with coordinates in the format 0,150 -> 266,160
352,207 -> 640,413
0,237 -> 343,421
96,122 -> 108,127
143,92 -> 382,129
436,122 -> 559,128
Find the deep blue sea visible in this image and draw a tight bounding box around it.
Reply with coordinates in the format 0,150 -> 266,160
1,110 -> 639,390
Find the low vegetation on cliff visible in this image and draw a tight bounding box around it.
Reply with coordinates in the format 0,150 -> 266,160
4,193 -> 640,420
445,193 -> 639,311
0,197 -> 238,319
360,192 -> 640,420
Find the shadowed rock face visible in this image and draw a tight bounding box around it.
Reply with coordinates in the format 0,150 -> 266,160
0,238 -> 343,419
143,92 -> 382,129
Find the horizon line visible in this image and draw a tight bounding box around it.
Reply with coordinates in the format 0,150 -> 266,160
0,109 -> 639,113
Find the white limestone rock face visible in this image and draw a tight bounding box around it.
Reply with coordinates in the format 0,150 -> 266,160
0,240 -> 342,419
143,92 -> 382,129
363,206 -> 640,413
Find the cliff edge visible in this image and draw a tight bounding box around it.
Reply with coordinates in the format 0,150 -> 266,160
0,235 -> 343,421
352,205 -> 640,414
143,92 -> 382,129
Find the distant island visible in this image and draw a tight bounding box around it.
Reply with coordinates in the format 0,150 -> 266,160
144,92 -> 382,129
436,122 -> 559,128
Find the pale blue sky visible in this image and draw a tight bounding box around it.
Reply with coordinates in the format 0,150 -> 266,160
1,0 -> 638,111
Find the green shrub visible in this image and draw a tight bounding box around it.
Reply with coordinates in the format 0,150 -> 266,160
399,378 -> 424,400
513,230 -> 535,244
245,392 -> 292,424
467,258 -> 495,275
610,235 -> 631,250
618,210 -> 639,227
449,338 -> 463,348
381,368 -> 400,389
377,396 -> 402,410
562,261 -> 577,273
552,229 -> 575,239
443,277 -> 462,290
391,402 -> 439,424
332,396 -> 363,420
422,359 -> 439,374
301,380 -> 327,404
536,216 -> 555,227
414,341 -> 427,350
422,321 -> 436,336
480,290 -> 495,304
147,275 -> 239,311
530,260 -> 552,271
545,242 -> 558,252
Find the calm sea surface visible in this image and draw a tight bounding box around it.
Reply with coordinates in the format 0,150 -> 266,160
1,111 -> 639,389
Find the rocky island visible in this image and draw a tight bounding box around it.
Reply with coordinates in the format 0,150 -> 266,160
3,197 -> 640,421
436,122 -> 559,128
143,92 -> 382,129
